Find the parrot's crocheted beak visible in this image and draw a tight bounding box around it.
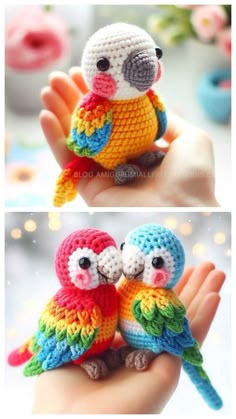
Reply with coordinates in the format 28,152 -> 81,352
122,264 -> 145,281
122,49 -> 158,92
97,245 -> 123,285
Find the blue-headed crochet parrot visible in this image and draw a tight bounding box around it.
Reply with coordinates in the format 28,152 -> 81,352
53,22 -> 167,206
117,224 -> 223,410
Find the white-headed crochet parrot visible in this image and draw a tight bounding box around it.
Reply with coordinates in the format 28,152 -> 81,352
8,228 -> 123,379
117,224 -> 223,410
53,22 -> 167,206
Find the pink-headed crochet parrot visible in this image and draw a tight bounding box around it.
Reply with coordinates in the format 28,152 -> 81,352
53,22 -> 167,206
117,224 -> 223,410
8,228 -> 123,379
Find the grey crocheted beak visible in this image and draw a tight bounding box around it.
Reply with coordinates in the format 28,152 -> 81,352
122,49 -> 156,91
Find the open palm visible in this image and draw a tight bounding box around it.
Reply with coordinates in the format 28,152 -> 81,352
32,261 -> 225,414
40,68 -> 218,207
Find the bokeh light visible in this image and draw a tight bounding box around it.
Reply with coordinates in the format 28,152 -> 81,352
164,217 -> 177,229
192,242 -> 206,256
24,219 -> 37,232
11,228 -> 22,239
48,212 -> 62,231
179,222 -> 192,236
214,232 -> 226,245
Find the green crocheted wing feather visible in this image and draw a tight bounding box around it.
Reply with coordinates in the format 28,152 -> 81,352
132,288 -> 186,337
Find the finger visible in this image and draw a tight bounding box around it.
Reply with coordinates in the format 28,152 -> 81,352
49,71 -> 82,113
78,162 -> 151,206
163,110 -> 199,144
190,292 -> 221,346
39,110 -> 75,167
174,266 -> 194,295
69,67 -> 90,95
106,353 -> 181,413
41,87 -> 72,137
187,270 -> 225,320
79,171 -> 168,207
179,261 -> 215,308
33,364 -> 96,413
79,174 -> 153,207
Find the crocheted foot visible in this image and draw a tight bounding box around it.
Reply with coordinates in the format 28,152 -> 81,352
125,349 -> 156,371
114,164 -> 142,185
101,348 -> 122,370
80,357 -> 108,380
136,150 -> 165,168
118,345 -> 135,363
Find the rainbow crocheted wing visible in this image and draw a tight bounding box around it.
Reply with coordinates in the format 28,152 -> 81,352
147,89 -> 167,140
132,288 -> 202,364
23,289 -> 102,376
67,92 -> 113,158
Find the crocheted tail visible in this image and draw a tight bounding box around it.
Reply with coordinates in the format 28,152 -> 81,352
8,338 -> 33,367
182,360 -> 223,410
53,156 -> 95,207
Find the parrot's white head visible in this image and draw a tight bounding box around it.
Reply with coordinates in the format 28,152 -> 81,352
81,22 -> 163,100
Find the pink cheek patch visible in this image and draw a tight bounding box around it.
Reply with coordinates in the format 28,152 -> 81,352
92,73 -> 117,98
154,61 -> 163,83
72,270 -> 91,289
151,268 -> 169,287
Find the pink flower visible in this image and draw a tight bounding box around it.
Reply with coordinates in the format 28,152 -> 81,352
191,5 -> 228,42
217,27 -> 231,58
5,7 -> 70,71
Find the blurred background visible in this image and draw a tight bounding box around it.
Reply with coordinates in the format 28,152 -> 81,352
5,211 -> 231,414
5,4 -> 231,208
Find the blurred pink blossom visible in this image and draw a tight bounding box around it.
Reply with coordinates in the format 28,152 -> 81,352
5,7 -> 70,70
191,5 -> 228,42
217,27 -> 231,58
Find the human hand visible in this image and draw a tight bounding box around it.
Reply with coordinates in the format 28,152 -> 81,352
40,68 -> 218,207
32,261 -> 225,413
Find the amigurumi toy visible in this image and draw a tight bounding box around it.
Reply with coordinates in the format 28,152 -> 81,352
8,228 -> 123,379
117,224 -> 223,410
53,22 -> 167,206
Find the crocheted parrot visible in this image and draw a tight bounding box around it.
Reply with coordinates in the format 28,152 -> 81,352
53,22 -> 167,206
8,228 -> 122,379
117,224 -> 223,410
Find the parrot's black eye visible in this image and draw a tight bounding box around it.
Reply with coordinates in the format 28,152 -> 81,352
97,57 -> 110,72
155,47 -> 163,60
152,256 -> 164,269
78,257 -> 91,270
120,242 -> 125,251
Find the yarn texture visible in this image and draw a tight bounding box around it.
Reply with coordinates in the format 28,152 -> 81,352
8,228 -> 122,380
118,224 -> 223,410
53,22 -> 167,207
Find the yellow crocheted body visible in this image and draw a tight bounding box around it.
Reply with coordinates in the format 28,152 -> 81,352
94,95 -> 158,170
117,277 -> 178,322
